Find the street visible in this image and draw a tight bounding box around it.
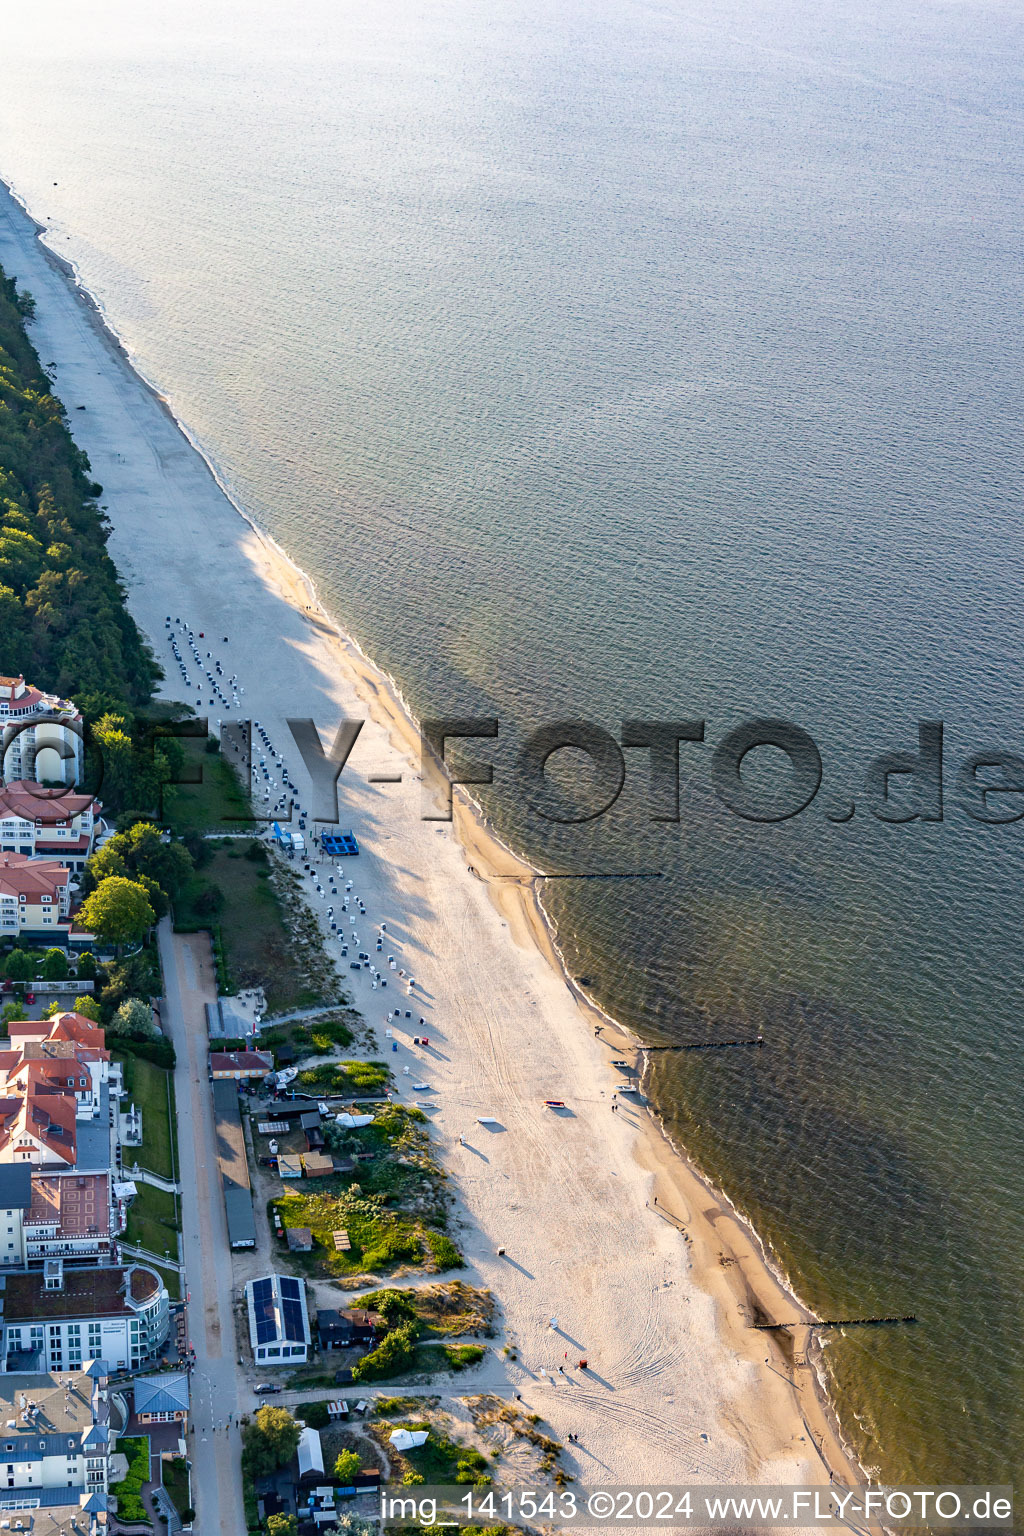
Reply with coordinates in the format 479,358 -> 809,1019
159,918 -> 246,1534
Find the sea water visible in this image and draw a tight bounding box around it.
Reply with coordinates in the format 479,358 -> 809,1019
1,0 -> 1022,1484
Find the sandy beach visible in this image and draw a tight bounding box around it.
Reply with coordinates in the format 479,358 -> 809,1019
0,177 -> 866,1509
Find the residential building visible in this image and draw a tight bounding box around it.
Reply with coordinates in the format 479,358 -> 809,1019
244,1273 -> 310,1365
0,1083 -> 78,1168
0,678 -> 84,788
0,1260 -> 170,1374
0,854 -> 71,942
6,1012 -> 120,1120
0,782 -> 100,871
132,1371 -> 189,1429
23,1173 -> 113,1267
0,1015 -> 119,1175
0,1363 -> 110,1514
315,1307 -> 383,1352
0,1168 -> 32,1269
209,1049 -> 273,1080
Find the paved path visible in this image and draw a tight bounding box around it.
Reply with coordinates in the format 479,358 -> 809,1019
128,1167 -> 182,1194
159,919 -> 246,1536
119,1240 -> 185,1275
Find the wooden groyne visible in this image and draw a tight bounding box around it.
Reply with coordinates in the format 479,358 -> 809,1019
642,1037 -> 764,1052
754,1315 -> 917,1331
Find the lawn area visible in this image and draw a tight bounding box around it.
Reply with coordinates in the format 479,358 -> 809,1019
118,1054 -> 176,1181
162,1456 -> 192,1521
273,1186 -> 431,1279
297,1060 -> 391,1095
389,1425 -> 491,1486
175,842 -> 319,1013
124,1183 -> 179,1265
163,735 -> 254,836
152,1261 -> 182,1304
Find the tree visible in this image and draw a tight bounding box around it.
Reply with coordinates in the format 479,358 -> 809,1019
73,996 -> 102,1022
100,949 -> 157,1013
78,876 -> 155,952
76,952 -> 97,981
111,998 -> 156,1039
265,1517 -> 297,1536
86,841 -> 129,886
194,882 -> 224,917
351,1320 -> 418,1380
1,950 -> 33,983
86,821 -> 193,902
240,1406 -> 300,1478
1,1001 -> 26,1026
361,1288 -> 416,1326
91,715 -> 136,812
40,948 -> 69,981
333,1449 -> 361,1483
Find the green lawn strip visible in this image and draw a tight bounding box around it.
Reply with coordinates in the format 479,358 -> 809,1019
163,737 -> 254,836
442,1343 -> 486,1370
162,1455 -> 192,1519
124,1183 -> 179,1263
175,843 -> 317,1013
117,1053 -> 176,1180
151,1261 -> 182,1304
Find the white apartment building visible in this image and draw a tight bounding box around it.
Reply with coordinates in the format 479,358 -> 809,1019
0,1261 -> 169,1375
0,678 -> 84,789
0,1364 -> 110,1514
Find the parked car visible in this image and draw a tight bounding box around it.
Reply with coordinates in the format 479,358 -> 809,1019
254,1383 -> 282,1394
24,992 -> 35,1004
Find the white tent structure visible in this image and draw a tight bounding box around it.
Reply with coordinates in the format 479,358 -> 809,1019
389,1428 -> 428,1451
298,1425 -> 325,1479
335,1112 -> 373,1127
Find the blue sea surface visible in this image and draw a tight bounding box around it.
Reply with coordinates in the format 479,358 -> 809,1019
2,0 -> 1022,1483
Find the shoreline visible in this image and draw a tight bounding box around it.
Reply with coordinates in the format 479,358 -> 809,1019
0,171 -> 869,1504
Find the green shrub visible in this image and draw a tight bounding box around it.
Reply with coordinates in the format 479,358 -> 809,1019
443,1343 -> 485,1370
424,1230 -> 464,1270
352,1320 -> 418,1380
109,1435 -> 151,1522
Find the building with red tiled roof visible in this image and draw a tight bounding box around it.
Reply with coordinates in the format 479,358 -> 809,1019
0,852 -> 71,941
0,1085 -> 78,1167
0,1014 -> 119,1131
0,780 -> 100,869
209,1049 -> 273,1080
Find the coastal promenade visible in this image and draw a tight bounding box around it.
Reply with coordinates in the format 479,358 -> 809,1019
159,920 -> 246,1536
